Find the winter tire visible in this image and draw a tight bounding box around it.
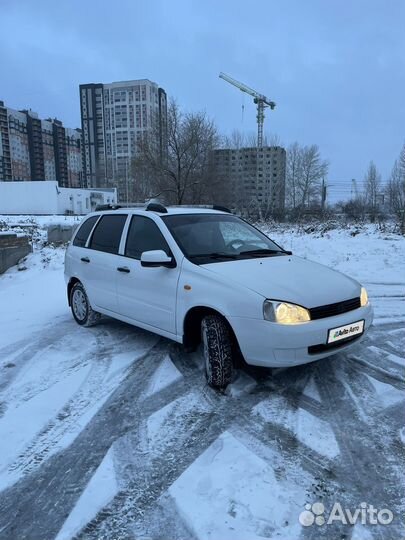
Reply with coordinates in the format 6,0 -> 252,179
70,282 -> 100,327
201,314 -> 233,388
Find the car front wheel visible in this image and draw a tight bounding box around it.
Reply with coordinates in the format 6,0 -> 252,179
201,314 -> 233,389
70,282 -> 100,327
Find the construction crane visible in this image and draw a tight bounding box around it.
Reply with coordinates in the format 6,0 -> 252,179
219,72 -> 276,148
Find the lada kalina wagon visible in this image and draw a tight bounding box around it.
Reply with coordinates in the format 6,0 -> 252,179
64,204 -> 373,388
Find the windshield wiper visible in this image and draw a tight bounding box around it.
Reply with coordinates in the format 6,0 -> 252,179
239,248 -> 287,257
190,252 -> 239,260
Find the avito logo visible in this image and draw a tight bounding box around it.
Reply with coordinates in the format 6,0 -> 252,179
299,502 -> 394,527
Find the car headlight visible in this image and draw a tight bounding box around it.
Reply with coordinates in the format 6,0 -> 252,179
360,287 -> 369,307
263,300 -> 310,324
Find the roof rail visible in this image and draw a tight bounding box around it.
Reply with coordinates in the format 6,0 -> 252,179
212,205 -> 231,213
146,202 -> 168,213
95,204 -> 122,211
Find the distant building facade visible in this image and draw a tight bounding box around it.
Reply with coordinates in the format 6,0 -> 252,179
213,146 -> 286,216
0,100 -> 82,187
79,79 -> 167,200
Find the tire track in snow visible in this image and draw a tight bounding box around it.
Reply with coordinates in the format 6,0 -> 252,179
0,341 -> 168,540
0,322 -> 403,540
0,323 -> 74,399
6,333 -> 114,481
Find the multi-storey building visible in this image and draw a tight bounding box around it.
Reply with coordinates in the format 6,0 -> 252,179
80,79 -> 167,200
65,128 -> 82,188
213,146 -> 286,217
7,109 -> 31,181
41,119 -> 56,181
26,111 -> 45,180
0,101 -> 12,181
0,100 -> 82,187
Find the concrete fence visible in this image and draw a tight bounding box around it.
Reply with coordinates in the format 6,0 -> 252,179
0,233 -> 32,274
47,224 -> 77,244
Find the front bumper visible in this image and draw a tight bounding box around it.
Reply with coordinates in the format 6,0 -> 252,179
229,303 -> 374,368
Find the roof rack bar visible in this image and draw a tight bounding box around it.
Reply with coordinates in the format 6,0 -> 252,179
95,204 -> 122,211
212,205 -> 231,213
145,202 -> 168,213
168,204 -> 232,213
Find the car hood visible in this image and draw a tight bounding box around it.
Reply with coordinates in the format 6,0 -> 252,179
201,255 -> 360,308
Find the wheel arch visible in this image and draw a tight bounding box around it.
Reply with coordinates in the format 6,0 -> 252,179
67,277 -> 81,306
182,305 -> 241,354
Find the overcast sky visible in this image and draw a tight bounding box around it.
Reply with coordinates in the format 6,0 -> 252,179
1,0 -> 404,201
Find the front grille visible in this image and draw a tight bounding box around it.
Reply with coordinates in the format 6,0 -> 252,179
309,297 -> 361,320
308,334 -> 362,355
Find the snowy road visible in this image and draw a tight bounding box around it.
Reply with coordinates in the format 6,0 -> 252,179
0,219 -> 404,540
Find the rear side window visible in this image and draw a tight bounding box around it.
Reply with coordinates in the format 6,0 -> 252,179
73,216 -> 99,248
125,215 -> 170,259
89,214 -> 127,254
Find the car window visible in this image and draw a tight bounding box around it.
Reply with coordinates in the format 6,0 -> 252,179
72,216 -> 99,248
163,214 -> 281,258
219,221 -> 268,248
125,215 -> 171,260
89,214 -> 127,254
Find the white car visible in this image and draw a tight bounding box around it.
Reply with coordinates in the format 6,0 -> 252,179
64,203 -> 373,388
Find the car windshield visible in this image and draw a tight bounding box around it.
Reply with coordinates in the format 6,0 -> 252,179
162,213 -> 285,262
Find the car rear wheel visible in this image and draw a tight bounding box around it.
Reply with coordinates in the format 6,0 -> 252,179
70,282 -> 100,327
201,314 -> 233,388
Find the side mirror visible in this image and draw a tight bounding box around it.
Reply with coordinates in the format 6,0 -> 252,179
140,250 -> 175,268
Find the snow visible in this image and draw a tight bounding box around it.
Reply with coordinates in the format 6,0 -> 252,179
365,374 -> 404,408
55,447 -> 118,540
147,392 -> 210,456
0,216 -> 404,539
226,371 -> 257,397
0,246 -> 68,348
0,361 -> 91,474
0,225 -> 158,491
169,431 -> 306,540
351,522 -> 374,540
254,395 -> 340,459
261,222 -> 405,326
303,376 -> 322,402
144,354 -> 182,397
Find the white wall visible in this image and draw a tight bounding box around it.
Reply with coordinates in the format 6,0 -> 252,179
0,181 -> 118,215
0,181 -> 59,214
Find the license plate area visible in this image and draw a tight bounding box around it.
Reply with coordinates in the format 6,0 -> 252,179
327,320 -> 364,344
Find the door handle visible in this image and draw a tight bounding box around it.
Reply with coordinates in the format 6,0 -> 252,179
117,266 -> 130,273
81,257 -> 90,263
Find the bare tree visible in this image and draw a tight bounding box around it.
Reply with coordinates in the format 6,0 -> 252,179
221,130 -> 281,150
299,145 -> 328,209
134,100 -> 221,205
221,129 -> 247,149
339,197 -> 367,222
285,142 -> 302,210
364,161 -> 381,222
386,143 -> 405,233
285,144 -> 328,219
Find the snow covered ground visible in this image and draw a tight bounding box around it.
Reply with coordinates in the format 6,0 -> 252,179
0,215 -> 404,540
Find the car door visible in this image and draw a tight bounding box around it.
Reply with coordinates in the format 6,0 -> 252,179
116,214 -> 180,335
85,213 -> 128,313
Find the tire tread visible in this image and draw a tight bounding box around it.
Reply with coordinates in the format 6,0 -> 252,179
202,315 -> 233,388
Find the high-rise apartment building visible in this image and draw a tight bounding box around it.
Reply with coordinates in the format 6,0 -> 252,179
80,79 -> 167,199
0,102 -> 12,181
65,128 -> 82,188
0,100 -> 83,187
213,146 -> 286,216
